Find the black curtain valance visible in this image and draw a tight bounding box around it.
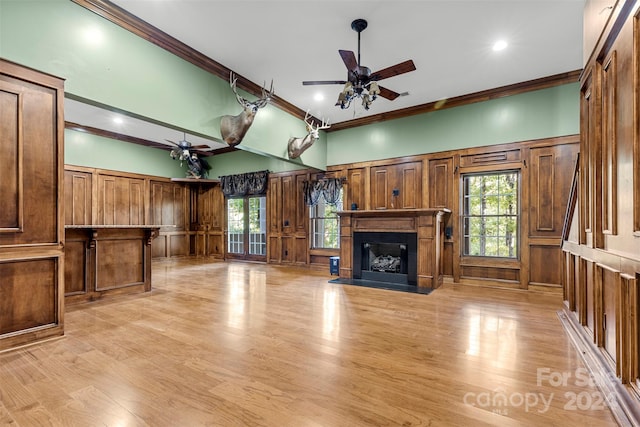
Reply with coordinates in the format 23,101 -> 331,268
219,170 -> 269,197
303,177 -> 343,207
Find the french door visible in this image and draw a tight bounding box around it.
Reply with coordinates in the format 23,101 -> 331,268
226,196 -> 267,260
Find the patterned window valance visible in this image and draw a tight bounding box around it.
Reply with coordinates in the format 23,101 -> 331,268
303,177 -> 344,207
219,170 -> 269,197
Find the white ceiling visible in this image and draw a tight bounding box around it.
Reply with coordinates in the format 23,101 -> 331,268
66,0 -> 585,146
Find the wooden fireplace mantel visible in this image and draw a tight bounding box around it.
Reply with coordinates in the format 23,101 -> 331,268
338,208 -> 451,292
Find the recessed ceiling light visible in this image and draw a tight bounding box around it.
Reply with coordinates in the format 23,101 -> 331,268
314,92 -> 324,101
493,40 -> 508,52
113,117 -> 124,124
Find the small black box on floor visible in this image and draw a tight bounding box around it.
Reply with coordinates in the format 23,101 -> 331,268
329,256 -> 339,275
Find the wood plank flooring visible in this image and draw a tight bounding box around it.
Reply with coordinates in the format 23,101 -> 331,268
0,258 -> 619,426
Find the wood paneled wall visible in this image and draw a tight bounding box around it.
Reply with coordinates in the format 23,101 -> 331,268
64,166 -> 223,259
328,135 -> 579,291
560,1 -> 640,423
0,59 -> 65,351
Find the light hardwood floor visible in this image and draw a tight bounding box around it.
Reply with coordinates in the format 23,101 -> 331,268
0,259 -> 618,426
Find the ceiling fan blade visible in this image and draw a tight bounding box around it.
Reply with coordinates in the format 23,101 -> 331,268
193,149 -> 214,157
377,86 -> 401,101
190,144 -> 210,149
303,80 -> 348,86
339,50 -> 358,72
370,59 -> 416,81
165,139 -> 180,146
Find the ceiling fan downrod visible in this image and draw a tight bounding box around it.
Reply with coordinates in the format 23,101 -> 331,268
351,19 -> 368,67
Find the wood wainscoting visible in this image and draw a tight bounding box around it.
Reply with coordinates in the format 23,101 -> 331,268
0,59 -> 65,351
559,1 -> 640,423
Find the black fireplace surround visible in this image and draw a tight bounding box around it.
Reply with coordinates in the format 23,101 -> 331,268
353,232 -> 418,285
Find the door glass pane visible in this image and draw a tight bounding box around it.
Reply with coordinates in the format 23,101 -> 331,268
227,198 -> 244,254
248,196 -> 266,255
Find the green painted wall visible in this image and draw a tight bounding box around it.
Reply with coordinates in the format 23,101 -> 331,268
208,149 -> 307,178
0,0 -> 327,170
1,0 -> 578,176
65,129 -> 186,177
327,83 -> 579,165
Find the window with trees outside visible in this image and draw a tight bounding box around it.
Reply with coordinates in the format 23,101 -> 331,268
462,171 -> 519,258
227,196 -> 267,258
310,188 -> 343,249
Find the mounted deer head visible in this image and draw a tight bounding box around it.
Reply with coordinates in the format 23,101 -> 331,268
287,111 -> 330,159
220,72 -> 274,146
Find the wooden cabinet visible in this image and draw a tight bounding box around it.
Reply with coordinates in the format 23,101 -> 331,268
150,180 -> 190,258
370,161 -> 422,210
267,171 -> 308,265
0,59 -> 64,351
64,169 -> 93,225
192,184 -> 224,258
346,167 -> 366,210
97,174 -> 145,225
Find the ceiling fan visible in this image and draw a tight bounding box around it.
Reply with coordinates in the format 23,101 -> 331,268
166,134 -> 213,157
302,18 -> 416,110
166,134 -> 213,178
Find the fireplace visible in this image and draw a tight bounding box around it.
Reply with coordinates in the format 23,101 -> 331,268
353,232 -> 417,285
338,208 -> 450,292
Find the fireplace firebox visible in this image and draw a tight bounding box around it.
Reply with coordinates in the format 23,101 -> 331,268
353,232 -> 417,285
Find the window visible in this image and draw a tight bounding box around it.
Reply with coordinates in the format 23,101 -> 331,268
310,188 -> 342,249
227,195 -> 266,258
462,171 -> 519,258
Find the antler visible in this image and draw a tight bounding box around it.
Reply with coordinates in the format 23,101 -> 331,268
303,110 -> 331,133
228,72 -> 273,108
229,72 -> 248,106
254,79 -> 274,108
315,117 -> 331,131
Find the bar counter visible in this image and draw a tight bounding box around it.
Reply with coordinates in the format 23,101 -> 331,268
64,225 -> 162,304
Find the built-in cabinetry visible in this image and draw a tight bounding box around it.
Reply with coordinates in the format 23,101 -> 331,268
369,161 -> 422,210
0,59 -> 65,351
561,1 -> 640,423
267,170 -> 309,265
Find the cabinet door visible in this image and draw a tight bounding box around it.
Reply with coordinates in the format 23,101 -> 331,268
98,176 -> 145,225
370,166 -> 390,210
268,176 -> 281,234
398,161 -> 422,209
347,167 -> 366,210
295,173 -> 307,233
370,162 -> 422,209
64,170 -> 93,225
281,175 -> 295,234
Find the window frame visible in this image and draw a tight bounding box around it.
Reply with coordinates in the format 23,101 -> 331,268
460,170 -> 521,260
226,194 -> 267,260
309,188 -> 343,250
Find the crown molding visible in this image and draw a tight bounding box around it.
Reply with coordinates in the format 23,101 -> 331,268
328,69 -> 582,132
65,121 -> 236,157
72,0 -> 581,132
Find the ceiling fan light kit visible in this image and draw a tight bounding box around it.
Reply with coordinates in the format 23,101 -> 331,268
166,133 -> 213,178
303,18 -> 416,111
